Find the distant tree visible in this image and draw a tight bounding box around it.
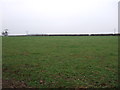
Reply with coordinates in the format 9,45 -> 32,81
2,29 -> 8,36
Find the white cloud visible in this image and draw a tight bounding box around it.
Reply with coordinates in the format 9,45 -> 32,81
1,0 -> 119,34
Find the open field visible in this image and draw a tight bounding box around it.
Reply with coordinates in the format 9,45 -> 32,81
2,36 -> 118,88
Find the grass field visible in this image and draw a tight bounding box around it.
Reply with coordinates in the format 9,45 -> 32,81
2,36 -> 118,88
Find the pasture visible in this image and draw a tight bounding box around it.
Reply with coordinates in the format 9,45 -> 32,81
2,36 -> 118,88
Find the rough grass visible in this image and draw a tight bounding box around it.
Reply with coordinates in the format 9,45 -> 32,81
2,36 -> 118,88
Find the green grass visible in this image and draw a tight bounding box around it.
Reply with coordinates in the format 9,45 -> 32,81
2,36 -> 118,88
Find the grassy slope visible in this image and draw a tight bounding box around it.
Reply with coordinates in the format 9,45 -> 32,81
2,36 -> 118,88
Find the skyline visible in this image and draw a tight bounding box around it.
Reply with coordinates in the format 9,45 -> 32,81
0,0 -> 119,35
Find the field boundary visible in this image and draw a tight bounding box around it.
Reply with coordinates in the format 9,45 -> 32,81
2,34 -> 120,37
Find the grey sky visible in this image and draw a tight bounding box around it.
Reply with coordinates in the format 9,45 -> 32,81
1,0 -> 119,35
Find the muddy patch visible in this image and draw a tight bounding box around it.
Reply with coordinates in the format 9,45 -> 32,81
2,79 -> 31,88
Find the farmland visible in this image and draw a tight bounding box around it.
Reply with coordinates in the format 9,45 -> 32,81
2,36 -> 118,88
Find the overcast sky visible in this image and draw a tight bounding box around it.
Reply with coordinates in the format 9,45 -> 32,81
0,0 -> 119,35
